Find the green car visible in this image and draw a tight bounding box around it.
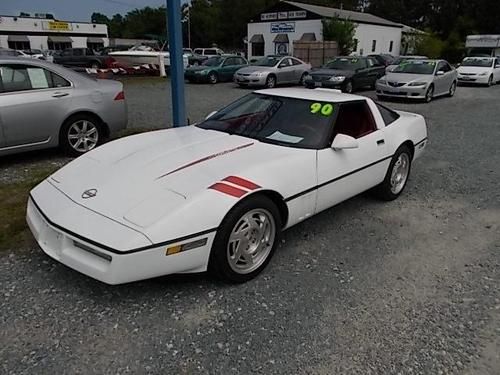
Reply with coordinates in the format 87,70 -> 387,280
185,55 -> 248,84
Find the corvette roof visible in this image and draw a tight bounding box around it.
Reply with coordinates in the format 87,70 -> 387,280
254,88 -> 366,103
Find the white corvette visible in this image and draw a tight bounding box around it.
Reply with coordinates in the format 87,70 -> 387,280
27,88 -> 427,284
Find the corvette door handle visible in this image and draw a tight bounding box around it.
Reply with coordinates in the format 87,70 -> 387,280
52,92 -> 69,98
376,139 -> 385,145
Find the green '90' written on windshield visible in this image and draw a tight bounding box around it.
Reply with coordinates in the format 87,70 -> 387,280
310,102 -> 335,116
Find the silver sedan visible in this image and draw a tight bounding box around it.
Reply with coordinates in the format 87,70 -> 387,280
0,57 -> 127,156
376,59 -> 458,102
234,55 -> 311,88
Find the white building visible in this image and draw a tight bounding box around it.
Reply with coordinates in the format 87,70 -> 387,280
0,14 -> 108,51
247,0 -> 403,59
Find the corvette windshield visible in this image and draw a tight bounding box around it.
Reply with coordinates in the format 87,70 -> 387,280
197,93 -> 335,149
325,58 -> 365,70
461,58 -> 493,67
393,61 -> 436,74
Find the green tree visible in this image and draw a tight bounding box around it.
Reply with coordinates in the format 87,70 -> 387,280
322,17 -> 357,55
414,32 -> 445,58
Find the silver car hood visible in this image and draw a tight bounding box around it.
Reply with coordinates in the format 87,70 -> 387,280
385,72 -> 434,83
237,65 -> 275,74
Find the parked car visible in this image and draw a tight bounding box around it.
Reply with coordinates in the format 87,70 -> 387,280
386,55 -> 428,73
27,87 -> 427,285
0,57 -> 127,156
193,48 -> 224,57
376,59 -> 457,102
185,55 -> 248,84
304,56 -> 385,93
0,48 -> 20,57
53,48 -> 111,69
457,56 -> 500,86
234,55 -> 311,88
368,54 -> 395,67
183,48 -> 208,66
22,49 -> 45,59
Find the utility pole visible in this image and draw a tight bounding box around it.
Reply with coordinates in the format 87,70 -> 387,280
166,0 -> 187,127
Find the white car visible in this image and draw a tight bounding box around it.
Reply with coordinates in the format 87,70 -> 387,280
457,56 -> 500,86
27,88 -> 428,285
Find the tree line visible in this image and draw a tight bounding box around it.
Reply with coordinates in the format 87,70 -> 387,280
92,0 -> 499,55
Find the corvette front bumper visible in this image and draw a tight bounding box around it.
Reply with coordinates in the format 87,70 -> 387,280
27,187 -> 215,285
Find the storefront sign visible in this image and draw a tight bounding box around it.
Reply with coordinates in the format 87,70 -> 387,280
288,10 -> 307,19
271,22 -> 295,33
261,12 -> 278,21
43,21 -> 72,31
278,12 -> 288,19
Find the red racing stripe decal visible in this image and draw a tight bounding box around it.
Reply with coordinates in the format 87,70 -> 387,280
156,142 -> 254,180
209,182 -> 247,198
223,176 -> 261,190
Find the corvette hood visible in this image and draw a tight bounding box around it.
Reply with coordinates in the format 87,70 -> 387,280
48,126 -> 297,228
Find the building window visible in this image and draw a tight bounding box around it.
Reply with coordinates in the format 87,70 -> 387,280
251,43 -> 264,57
353,38 -> 359,52
371,40 -> 377,52
275,43 -> 289,55
8,41 -> 31,50
389,41 -> 394,53
88,42 -> 104,51
48,41 -> 72,51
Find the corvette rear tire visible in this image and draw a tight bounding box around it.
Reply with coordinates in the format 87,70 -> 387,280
208,195 -> 282,283
374,145 -> 412,201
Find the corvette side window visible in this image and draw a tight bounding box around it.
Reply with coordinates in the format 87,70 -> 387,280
375,103 -> 400,126
333,101 -> 377,139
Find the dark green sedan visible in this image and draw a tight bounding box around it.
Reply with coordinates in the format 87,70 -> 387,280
185,55 -> 248,84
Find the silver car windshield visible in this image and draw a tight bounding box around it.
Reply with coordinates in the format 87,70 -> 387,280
393,61 -> 436,74
197,93 -> 335,149
254,56 -> 280,67
461,58 -> 493,67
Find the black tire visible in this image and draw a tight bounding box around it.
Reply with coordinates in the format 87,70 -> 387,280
59,113 -> 105,157
373,145 -> 413,201
448,81 -> 457,97
90,61 -> 101,69
376,94 -> 385,101
342,80 -> 353,93
265,74 -> 277,88
424,85 -> 434,103
208,71 -> 218,84
208,195 -> 282,283
299,72 -> 308,85
487,75 -> 493,87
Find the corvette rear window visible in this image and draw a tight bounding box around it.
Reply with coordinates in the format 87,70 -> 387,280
197,93 -> 336,149
376,103 -> 400,126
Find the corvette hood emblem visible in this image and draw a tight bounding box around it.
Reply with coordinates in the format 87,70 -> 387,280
82,189 -> 98,199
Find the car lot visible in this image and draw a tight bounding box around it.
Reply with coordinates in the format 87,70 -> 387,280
1,80 -> 499,374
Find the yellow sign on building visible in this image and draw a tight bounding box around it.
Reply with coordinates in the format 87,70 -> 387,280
47,21 -> 71,31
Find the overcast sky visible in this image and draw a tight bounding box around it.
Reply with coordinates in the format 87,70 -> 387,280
0,0 -> 183,22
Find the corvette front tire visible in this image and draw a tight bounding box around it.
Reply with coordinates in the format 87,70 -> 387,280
208,195 -> 282,283
374,145 -> 412,201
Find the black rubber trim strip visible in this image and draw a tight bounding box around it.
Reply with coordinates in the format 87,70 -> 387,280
29,195 -> 218,255
414,137 -> 428,147
285,154 -> 394,202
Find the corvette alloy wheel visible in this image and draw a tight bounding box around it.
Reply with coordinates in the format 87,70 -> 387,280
227,208 -> 276,274
390,152 -> 410,195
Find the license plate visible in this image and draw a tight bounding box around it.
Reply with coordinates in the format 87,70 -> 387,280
314,81 -> 322,87
460,77 -> 472,80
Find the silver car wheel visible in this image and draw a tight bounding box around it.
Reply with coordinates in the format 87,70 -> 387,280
227,208 -> 276,274
68,120 -> 99,153
449,81 -> 456,96
425,86 -> 434,102
266,75 -> 276,88
390,153 -> 410,194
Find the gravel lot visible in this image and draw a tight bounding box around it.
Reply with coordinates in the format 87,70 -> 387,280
1,80 -> 499,374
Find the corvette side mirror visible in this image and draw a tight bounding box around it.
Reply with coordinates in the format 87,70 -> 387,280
331,134 -> 359,150
205,111 -> 217,120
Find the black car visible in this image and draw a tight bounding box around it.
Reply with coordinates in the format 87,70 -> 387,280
368,54 -> 395,67
305,56 -> 386,93
53,48 -> 110,69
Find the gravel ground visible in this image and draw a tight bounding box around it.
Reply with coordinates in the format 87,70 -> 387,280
1,81 -> 499,374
